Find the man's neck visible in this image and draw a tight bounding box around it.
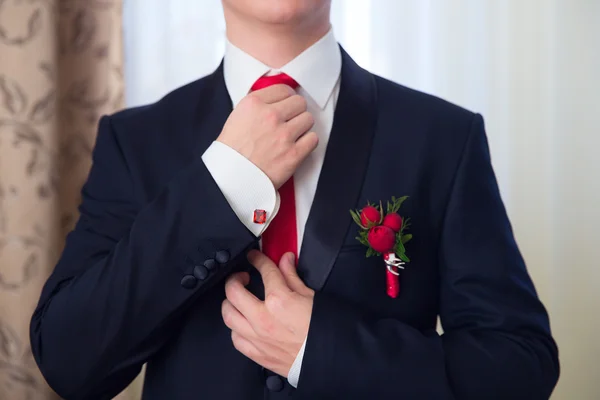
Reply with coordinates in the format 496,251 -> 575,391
224,15 -> 331,69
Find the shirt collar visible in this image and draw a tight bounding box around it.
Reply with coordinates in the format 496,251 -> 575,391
224,28 -> 342,110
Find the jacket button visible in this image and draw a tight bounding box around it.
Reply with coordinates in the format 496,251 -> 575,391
215,250 -> 230,264
204,259 -> 217,271
180,274 -> 197,289
193,265 -> 209,280
265,375 -> 284,392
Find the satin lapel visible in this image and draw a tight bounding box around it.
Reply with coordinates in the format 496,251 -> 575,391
193,61 -> 233,156
297,48 -> 378,291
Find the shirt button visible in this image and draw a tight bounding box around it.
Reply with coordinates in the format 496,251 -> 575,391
265,375 -> 284,392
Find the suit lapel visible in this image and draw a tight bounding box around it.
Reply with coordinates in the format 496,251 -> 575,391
297,48 -> 378,291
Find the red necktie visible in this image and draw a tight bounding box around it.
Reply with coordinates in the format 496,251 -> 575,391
252,73 -> 299,264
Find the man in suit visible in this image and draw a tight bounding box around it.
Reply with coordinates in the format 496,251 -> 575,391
30,0 -> 559,399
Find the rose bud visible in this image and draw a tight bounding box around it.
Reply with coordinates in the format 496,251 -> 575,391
360,205 -> 381,226
383,213 -> 403,232
367,226 -> 396,253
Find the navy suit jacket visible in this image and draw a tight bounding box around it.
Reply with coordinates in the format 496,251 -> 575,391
31,50 -> 559,399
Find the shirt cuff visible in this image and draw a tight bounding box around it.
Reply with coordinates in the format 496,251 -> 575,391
287,337 -> 307,388
202,141 -> 279,237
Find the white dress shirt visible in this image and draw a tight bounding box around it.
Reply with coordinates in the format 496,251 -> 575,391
202,28 -> 342,388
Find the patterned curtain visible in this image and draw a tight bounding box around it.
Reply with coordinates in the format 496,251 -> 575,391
0,1 -> 141,399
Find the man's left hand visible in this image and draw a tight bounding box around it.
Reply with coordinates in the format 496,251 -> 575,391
222,250 -> 314,377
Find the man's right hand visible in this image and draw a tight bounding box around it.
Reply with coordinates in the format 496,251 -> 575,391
217,84 -> 318,189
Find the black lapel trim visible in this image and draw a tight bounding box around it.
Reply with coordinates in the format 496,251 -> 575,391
297,48 -> 378,290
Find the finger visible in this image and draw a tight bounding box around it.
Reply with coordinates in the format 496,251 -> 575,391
225,272 -> 262,320
247,250 -> 289,295
291,131 -> 319,162
284,111 -> 314,141
271,94 -> 307,122
231,331 -> 262,361
278,252 -> 311,295
221,299 -> 257,339
251,84 -> 295,104
227,271 -> 250,286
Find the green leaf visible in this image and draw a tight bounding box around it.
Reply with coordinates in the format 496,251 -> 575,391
350,209 -> 366,229
366,247 -> 377,258
399,253 -> 410,262
366,220 -> 378,229
401,234 -> 413,244
355,236 -> 369,246
395,240 -> 406,255
379,201 -> 384,223
401,217 -> 411,232
392,196 -> 409,213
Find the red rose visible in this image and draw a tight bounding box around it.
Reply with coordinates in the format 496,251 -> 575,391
367,226 -> 396,253
360,205 -> 380,226
383,213 -> 403,232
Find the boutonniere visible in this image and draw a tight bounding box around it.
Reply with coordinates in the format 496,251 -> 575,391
350,196 -> 412,298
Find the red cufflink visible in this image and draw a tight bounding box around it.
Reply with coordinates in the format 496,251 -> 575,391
253,209 -> 267,224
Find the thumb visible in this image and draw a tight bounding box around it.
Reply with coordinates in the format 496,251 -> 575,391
279,252 -> 311,296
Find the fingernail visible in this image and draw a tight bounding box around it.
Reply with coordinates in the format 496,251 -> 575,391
288,253 -> 296,264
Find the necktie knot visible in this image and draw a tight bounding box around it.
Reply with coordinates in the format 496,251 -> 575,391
251,73 -> 299,91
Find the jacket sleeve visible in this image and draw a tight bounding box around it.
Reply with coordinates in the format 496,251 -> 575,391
294,115 -> 560,399
30,116 -> 257,399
